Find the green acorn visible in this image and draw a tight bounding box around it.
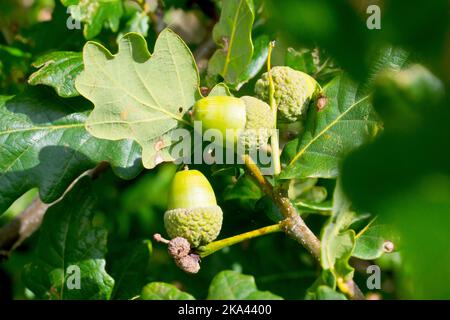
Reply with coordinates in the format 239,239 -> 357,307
255,66 -> 318,123
192,95 -> 274,150
164,169 -> 223,247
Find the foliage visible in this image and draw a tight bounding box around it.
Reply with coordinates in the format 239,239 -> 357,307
0,0 -> 449,301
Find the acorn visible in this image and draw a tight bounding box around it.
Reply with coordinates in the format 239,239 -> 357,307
192,95 -> 274,150
164,169 -> 223,247
255,66 -> 319,123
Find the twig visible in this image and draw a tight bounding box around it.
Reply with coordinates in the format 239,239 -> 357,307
0,198 -> 49,259
242,154 -> 365,300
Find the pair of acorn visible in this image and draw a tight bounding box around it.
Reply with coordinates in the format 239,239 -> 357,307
163,67 -> 319,268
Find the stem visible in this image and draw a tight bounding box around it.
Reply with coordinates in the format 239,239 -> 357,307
267,41 -> 281,176
243,155 -> 320,257
197,224 -> 283,258
313,57 -> 330,78
242,154 -> 365,300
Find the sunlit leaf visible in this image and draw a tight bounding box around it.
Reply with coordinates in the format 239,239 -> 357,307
28,51 -> 83,97
208,0 -> 255,86
207,270 -> 283,300
76,29 -> 200,169
141,282 -> 195,300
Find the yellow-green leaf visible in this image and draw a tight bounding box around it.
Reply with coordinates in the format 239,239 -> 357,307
76,29 -> 200,169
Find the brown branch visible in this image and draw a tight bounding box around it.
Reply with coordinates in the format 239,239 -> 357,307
242,154 -> 365,300
0,198 -> 49,259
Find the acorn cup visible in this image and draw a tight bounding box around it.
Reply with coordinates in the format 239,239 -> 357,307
255,66 -> 319,123
164,169 -> 223,248
191,95 -> 274,150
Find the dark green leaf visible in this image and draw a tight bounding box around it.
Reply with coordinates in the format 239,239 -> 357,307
0,88 -> 142,214
28,51 -> 83,98
0,44 -> 31,94
342,64 -> 450,298
224,174 -> 263,202
24,177 -> 114,299
280,74 -> 381,179
109,240 -> 152,300
280,48 -> 407,180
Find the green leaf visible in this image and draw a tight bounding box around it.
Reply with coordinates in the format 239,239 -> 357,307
0,44 -> 31,94
285,47 -> 340,83
353,224 -> 394,260
63,0 -> 124,39
233,34 -> 270,90
305,269 -> 336,299
280,74 -> 381,179
109,240 -> 152,300
321,183 -> 355,284
295,199 -> 332,213
208,0 -> 255,86
28,51 -> 83,98
0,88 -> 142,214
76,29 -> 200,169
118,11 -> 150,38
141,282 -> 195,300
24,177 -> 114,299
316,286 -> 347,300
224,174 -> 263,202
373,64 -> 444,132
378,178 -> 450,299
299,186 -> 328,204
208,83 -> 232,97
285,47 -> 318,75
280,47 -> 408,179
207,270 -> 283,300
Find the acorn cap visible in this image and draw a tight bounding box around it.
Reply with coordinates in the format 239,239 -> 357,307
164,206 -> 223,247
